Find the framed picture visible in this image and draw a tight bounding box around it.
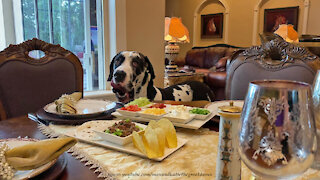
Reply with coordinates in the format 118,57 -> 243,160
201,13 -> 223,39
264,6 -> 299,33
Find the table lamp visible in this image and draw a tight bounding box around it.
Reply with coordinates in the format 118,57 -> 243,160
164,17 -> 190,73
274,24 -> 299,43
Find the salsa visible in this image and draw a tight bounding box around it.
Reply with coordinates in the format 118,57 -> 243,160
149,103 -> 166,109
120,105 -> 141,112
104,119 -> 142,137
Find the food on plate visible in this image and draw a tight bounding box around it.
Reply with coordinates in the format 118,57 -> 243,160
127,97 -> 151,107
132,118 -> 177,158
143,126 -> 162,158
154,127 -> 166,157
149,103 -> 166,109
164,105 -> 194,121
166,105 -> 190,112
132,131 -> 147,155
141,108 -> 166,115
165,110 -> 192,120
74,120 -> 115,140
157,118 -> 177,148
55,92 -> 82,114
120,105 -> 141,112
104,119 -> 142,137
189,108 -> 210,115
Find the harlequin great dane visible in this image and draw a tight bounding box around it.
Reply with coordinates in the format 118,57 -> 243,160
108,51 -> 214,103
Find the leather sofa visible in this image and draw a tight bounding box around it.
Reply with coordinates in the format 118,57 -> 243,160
176,44 -> 243,100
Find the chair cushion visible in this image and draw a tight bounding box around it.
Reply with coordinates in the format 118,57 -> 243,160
226,60 -> 315,100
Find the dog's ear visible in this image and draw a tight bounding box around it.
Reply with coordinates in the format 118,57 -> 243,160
144,56 -> 155,80
107,52 -> 121,81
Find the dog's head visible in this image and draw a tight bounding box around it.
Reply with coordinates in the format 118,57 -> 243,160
108,51 -> 155,103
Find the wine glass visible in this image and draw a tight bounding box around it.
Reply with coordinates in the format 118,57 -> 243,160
312,70 -> 320,169
238,80 -> 317,179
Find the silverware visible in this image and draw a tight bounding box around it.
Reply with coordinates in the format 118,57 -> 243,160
239,80 -> 317,178
28,113 -> 48,125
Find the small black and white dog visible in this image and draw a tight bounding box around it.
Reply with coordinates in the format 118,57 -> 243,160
108,51 -> 214,103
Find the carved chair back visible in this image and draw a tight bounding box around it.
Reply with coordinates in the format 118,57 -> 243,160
226,37 -> 320,100
0,38 -> 83,120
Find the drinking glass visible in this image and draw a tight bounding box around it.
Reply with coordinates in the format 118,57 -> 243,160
239,80 -> 317,179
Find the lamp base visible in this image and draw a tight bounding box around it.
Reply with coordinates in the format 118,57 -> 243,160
165,43 -> 179,74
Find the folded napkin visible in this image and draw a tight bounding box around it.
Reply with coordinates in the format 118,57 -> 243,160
4,137 -> 77,171
55,92 -> 82,114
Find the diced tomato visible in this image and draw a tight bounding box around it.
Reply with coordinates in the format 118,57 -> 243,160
149,103 -> 166,109
120,105 -> 141,112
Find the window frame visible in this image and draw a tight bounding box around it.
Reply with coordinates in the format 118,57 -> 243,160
0,0 -> 126,98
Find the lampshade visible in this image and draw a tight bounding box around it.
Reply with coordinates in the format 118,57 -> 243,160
164,17 -> 190,43
274,24 -> 299,43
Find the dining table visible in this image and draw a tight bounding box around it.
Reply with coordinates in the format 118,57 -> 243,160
0,113 -> 220,180
0,115 -> 100,180
1,107 -> 320,180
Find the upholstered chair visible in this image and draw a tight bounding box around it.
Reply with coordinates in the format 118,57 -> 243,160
226,37 -> 320,100
0,38 -> 83,120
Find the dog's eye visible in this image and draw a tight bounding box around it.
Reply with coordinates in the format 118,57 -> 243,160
132,61 -> 138,67
115,60 -> 121,66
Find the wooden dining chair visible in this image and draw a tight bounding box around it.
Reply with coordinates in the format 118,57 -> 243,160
225,37 -> 320,100
0,38 -> 83,120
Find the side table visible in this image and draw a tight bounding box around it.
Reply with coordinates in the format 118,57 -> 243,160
164,72 -> 205,88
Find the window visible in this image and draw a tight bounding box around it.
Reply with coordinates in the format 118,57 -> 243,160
20,0 -> 105,91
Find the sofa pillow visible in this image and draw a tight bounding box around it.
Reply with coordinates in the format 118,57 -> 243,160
185,48 -> 206,68
215,56 -> 228,69
203,47 -> 226,69
225,48 -> 237,57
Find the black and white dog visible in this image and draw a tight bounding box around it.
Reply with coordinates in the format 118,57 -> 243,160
108,51 -> 214,103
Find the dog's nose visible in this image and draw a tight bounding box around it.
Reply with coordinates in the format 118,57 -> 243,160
114,70 -> 126,83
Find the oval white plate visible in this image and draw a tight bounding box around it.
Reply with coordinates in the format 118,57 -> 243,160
44,99 -> 112,117
0,138 -> 57,180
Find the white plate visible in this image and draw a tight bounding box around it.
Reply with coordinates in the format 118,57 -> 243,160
163,113 -> 195,123
71,135 -> 187,161
44,99 -> 112,117
0,138 -> 57,180
68,121 -> 187,161
112,100 -> 244,129
116,109 -> 141,117
138,111 -> 167,120
94,122 -> 147,146
190,109 -> 212,120
205,100 -> 244,116
112,111 -> 211,129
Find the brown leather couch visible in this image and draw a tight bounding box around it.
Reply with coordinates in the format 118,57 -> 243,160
176,44 -> 243,100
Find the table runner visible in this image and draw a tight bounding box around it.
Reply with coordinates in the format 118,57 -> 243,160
38,123 -> 320,180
